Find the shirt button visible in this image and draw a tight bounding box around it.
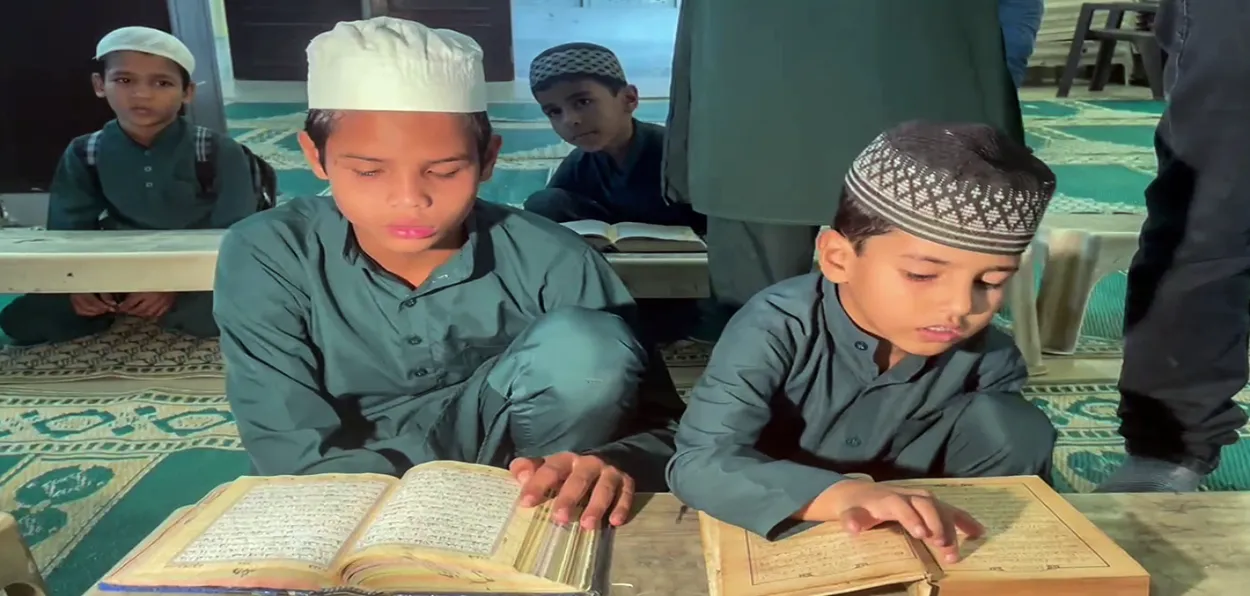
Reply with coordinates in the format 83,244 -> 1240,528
143,166 -> 152,172
846,437 -> 862,447
402,298 -> 417,308
407,337 -> 422,345
145,182 -> 154,188
413,368 -> 428,377
854,341 -> 868,351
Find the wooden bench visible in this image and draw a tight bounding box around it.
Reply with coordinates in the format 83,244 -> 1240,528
0,228 -> 1049,374
82,492 -> 1250,596
0,228 -> 712,299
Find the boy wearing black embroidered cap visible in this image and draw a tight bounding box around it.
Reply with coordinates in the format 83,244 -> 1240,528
523,42 -> 703,231
667,121 -> 1058,559
0,26 -> 259,345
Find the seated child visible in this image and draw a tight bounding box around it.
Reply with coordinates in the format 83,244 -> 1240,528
666,121 -> 1058,559
523,42 -> 705,233
0,27 -> 259,345
213,18 -> 684,529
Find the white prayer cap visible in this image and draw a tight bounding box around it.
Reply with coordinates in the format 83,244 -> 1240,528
95,27 -> 196,75
306,17 -> 487,113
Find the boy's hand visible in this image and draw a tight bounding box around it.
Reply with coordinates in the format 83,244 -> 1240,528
509,452 -> 634,530
824,479 -> 984,563
70,293 -> 116,317
117,292 -> 176,319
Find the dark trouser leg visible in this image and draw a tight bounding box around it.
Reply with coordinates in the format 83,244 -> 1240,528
888,393 -> 1057,482
0,294 -> 113,345
693,216 -> 820,341
433,307 -> 646,468
160,291 -> 219,338
523,188 -> 616,223
1105,0 -> 1250,491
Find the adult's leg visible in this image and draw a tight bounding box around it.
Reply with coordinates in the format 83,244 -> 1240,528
522,188 -> 615,223
1102,0 -> 1250,492
433,307 -> 646,468
160,291 -> 219,338
0,294 -> 113,346
888,392 -> 1056,481
692,216 -> 819,341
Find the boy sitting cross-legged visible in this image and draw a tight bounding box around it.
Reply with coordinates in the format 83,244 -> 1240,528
667,121 -> 1058,562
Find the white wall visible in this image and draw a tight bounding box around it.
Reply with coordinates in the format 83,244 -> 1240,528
512,3 -> 679,79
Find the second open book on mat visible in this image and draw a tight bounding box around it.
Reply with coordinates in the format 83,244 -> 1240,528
700,475 -> 1149,596
97,461 -> 608,595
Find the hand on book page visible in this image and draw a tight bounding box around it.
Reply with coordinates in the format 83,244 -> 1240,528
509,451 -> 634,529
811,479 -> 984,564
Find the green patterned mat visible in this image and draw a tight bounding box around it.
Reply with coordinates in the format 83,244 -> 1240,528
3,381 -> 1248,595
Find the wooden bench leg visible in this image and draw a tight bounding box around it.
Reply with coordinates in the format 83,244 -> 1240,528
1089,9 -> 1127,91
0,513 -> 47,596
1058,4 -> 1099,97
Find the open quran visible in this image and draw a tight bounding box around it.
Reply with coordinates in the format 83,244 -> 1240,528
561,220 -> 706,253
699,476 -> 1149,596
97,461 -> 609,595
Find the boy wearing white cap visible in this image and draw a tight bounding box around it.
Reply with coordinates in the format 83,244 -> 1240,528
213,17 -> 683,529
0,26 -> 258,345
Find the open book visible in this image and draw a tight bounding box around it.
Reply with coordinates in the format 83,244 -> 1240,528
98,461 -> 609,595
699,476 -> 1149,596
561,220 -> 706,253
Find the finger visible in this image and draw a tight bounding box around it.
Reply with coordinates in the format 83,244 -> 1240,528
839,507 -> 884,534
949,506 -> 984,539
909,496 -> 950,548
885,496 -> 928,539
99,293 -> 119,306
522,460 -> 570,508
607,475 -> 635,527
580,473 -> 622,529
508,457 -> 542,486
552,466 -> 597,525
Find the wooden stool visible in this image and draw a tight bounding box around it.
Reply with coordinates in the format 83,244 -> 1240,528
0,513 -> 46,596
1057,1 -> 1164,100
1036,213 -> 1145,355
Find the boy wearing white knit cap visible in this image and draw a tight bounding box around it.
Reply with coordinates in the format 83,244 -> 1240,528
213,17 -> 682,530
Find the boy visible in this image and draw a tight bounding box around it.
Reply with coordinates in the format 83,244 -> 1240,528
0,26 -> 257,345
523,43 -> 704,232
666,122 -> 1058,561
213,18 -> 683,530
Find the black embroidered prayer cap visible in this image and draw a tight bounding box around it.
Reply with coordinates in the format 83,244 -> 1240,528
529,42 -> 627,91
844,120 -> 1057,255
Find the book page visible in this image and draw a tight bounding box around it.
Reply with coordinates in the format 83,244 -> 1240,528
561,220 -> 612,240
171,479 -> 390,569
350,463 -> 521,558
892,477 -> 1147,581
612,223 -> 706,252
711,516 -> 932,596
102,475 -> 394,590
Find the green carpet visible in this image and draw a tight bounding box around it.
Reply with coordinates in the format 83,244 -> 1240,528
3,378 -> 1249,595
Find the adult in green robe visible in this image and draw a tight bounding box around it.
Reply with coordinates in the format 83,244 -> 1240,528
664,0 -> 1025,334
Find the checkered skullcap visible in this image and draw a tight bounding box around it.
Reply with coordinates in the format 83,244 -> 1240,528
529,42 -> 626,91
844,121 -> 1056,255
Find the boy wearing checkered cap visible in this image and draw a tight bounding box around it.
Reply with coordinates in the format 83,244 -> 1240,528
667,121 -> 1058,558
0,27 -> 258,346
523,43 -> 704,232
